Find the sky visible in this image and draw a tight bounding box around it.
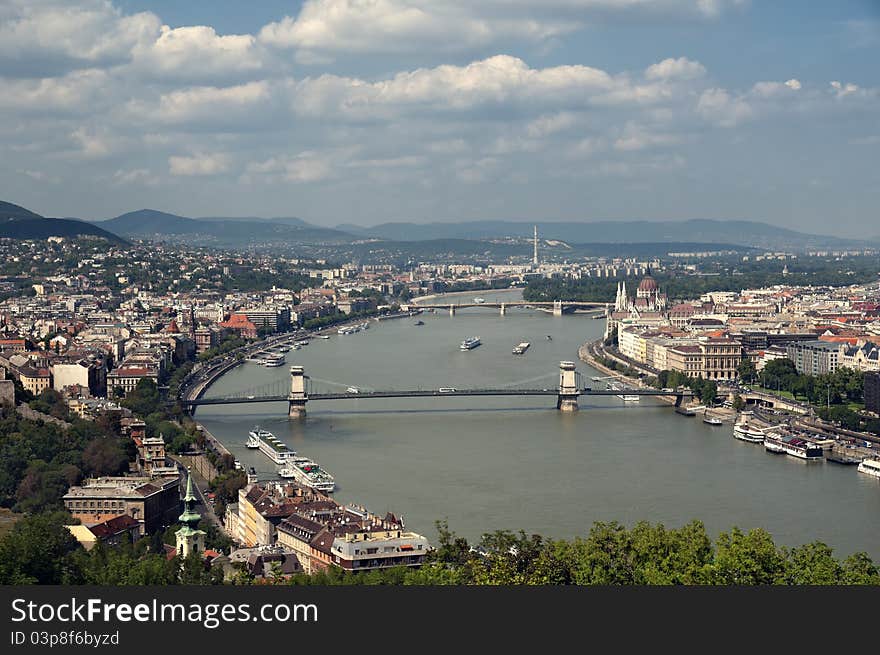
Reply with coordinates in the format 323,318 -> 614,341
1,0 -> 878,235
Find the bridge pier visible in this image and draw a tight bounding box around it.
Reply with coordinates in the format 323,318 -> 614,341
288,365 -> 308,420
674,393 -> 683,408
557,361 -> 579,412
500,303 -> 506,316
552,300 -> 563,317
449,305 -> 456,317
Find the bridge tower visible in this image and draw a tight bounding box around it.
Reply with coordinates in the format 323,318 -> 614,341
288,365 -> 308,419
552,300 -> 563,317
557,361 -> 580,412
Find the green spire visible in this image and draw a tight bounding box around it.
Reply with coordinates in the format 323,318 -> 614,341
178,468 -> 201,527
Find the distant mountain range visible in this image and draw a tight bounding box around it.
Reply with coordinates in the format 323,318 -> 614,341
338,219 -> 871,251
97,209 -> 349,245
2,200 -> 870,252
0,201 -> 126,243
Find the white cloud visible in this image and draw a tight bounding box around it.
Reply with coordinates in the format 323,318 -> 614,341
291,55 -> 646,120
830,80 -> 861,98
0,0 -> 160,75
113,168 -> 158,185
168,153 -> 231,176
70,126 -> 115,158
130,81 -> 273,125
696,87 -> 752,127
613,123 -> 680,151
644,57 -> 706,81
130,25 -> 268,82
259,0 -> 739,58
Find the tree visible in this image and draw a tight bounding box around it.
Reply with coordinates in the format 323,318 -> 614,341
82,437 -> 128,477
709,527 -> 785,585
121,378 -> 161,417
732,394 -> 746,412
0,512 -> 81,584
737,359 -> 757,383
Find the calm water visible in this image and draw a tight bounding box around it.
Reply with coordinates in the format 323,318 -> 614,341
198,290 -> 880,558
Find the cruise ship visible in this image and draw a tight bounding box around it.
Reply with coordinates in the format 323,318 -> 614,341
856,459 -> 880,479
512,341 -> 530,355
732,416 -> 767,443
263,354 -> 285,367
278,456 -> 336,493
763,433 -> 824,460
247,427 -> 297,465
460,336 -> 481,350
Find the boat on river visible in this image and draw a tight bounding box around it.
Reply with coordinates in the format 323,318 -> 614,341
278,456 -> 336,492
460,336 -> 481,350
247,427 -> 297,465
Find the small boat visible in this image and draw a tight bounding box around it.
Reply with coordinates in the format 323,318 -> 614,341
702,414 -> 723,426
346,386 -> 360,394
546,335 -> 552,340
473,297 -> 486,304
414,320 -> 424,326
512,341 -> 530,355
460,336 -> 481,350
318,335 -> 331,339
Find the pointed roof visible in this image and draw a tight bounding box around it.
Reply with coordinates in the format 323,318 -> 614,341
178,468 -> 201,527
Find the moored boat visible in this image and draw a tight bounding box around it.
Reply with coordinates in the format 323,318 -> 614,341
733,417 -> 766,443
278,456 -> 336,492
763,433 -> 824,460
248,426 -> 297,465
857,459 -> 880,478
703,414 -> 723,426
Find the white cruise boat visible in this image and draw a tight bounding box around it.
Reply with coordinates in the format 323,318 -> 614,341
248,427 -> 297,465
733,416 -> 767,443
278,456 -> 336,493
857,459 -> 880,479
460,336 -> 481,350
763,433 -> 824,460
263,354 -> 285,367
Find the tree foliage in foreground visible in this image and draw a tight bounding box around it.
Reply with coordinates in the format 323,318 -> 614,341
2,515 -> 877,586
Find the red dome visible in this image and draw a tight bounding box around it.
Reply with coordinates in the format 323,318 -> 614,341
637,276 -> 659,292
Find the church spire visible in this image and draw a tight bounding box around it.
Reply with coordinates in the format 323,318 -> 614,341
175,468 -> 206,559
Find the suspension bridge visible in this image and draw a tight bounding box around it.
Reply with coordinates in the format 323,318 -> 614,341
182,363 -> 693,418
405,300 -> 609,316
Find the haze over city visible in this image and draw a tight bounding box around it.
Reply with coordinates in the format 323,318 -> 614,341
2,0 -> 878,236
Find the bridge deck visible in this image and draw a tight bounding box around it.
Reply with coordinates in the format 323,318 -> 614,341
186,388 -> 691,405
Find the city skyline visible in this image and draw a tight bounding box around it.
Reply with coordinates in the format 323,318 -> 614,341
1,1 -> 878,236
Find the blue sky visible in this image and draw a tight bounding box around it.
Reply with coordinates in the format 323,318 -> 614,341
2,1 -> 878,235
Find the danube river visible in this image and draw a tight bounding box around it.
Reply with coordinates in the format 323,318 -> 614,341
197,290 -> 880,558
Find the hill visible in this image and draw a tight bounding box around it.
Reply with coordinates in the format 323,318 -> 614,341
341,219 -> 865,250
0,201 -> 126,243
99,209 -> 350,245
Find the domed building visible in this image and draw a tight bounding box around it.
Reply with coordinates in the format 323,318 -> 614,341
605,272 -> 668,340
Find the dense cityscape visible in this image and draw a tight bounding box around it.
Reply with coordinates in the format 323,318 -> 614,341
1,219 -> 879,585
2,0 -> 879,601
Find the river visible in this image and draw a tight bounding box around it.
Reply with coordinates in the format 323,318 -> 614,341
197,289 -> 880,558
